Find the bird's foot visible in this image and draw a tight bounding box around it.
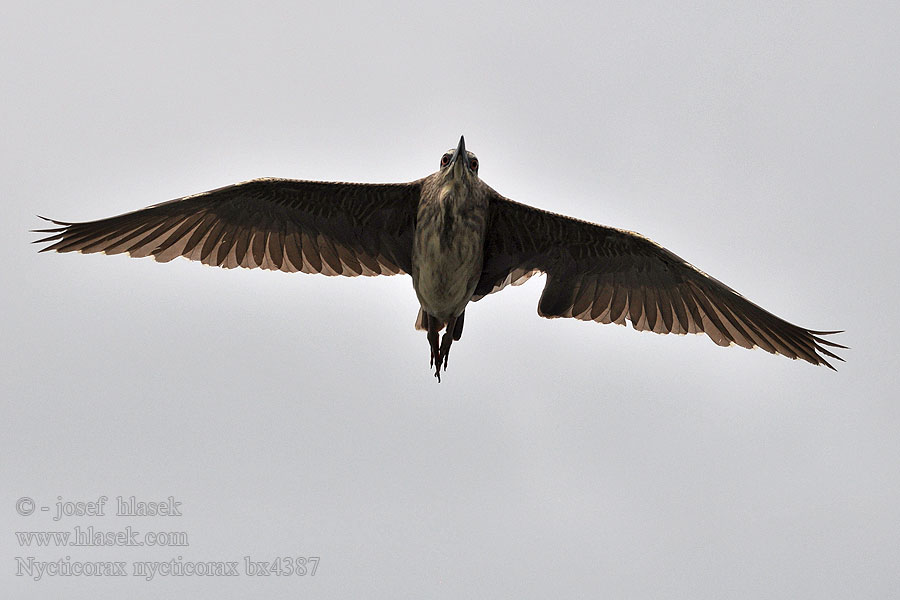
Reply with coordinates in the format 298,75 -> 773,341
430,346 -> 447,382
425,313 -> 454,382
431,349 -> 444,382
427,328 -> 440,371
431,349 -> 443,382
439,331 -> 453,373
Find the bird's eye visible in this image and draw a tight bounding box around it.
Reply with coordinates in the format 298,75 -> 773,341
469,159 -> 478,171
440,154 -> 451,167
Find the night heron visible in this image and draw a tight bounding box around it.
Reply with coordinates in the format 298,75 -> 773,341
34,136 -> 845,380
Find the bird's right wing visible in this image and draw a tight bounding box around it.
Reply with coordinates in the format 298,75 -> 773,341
34,178 -> 422,276
475,192 -> 845,369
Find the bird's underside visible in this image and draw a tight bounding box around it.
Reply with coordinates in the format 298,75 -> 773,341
33,136 -> 845,381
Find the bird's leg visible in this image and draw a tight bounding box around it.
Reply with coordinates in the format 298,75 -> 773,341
452,310 -> 465,341
439,315 -> 458,373
425,313 -> 441,379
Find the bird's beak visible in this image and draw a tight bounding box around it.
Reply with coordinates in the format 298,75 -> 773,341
451,135 -> 467,175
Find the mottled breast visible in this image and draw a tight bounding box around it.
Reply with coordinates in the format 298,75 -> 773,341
411,178 -> 489,321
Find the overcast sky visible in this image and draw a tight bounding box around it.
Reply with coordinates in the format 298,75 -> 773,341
3,2 -> 899,598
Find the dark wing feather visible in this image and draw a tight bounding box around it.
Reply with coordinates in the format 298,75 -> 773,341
33,178 -> 421,276
476,192 -> 846,369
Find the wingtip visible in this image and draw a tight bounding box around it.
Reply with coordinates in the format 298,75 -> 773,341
32,216 -> 71,234
32,217 -> 70,250
811,332 -> 846,370
35,215 -> 71,226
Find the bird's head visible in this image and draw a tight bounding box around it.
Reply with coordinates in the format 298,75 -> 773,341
439,135 -> 479,180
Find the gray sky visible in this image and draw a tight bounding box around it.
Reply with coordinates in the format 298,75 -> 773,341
3,2 -> 899,598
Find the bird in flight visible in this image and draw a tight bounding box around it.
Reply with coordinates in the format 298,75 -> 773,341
35,136 -> 844,380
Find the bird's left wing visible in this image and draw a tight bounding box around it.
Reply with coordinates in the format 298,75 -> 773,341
475,192 -> 845,369
34,178 -> 422,275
